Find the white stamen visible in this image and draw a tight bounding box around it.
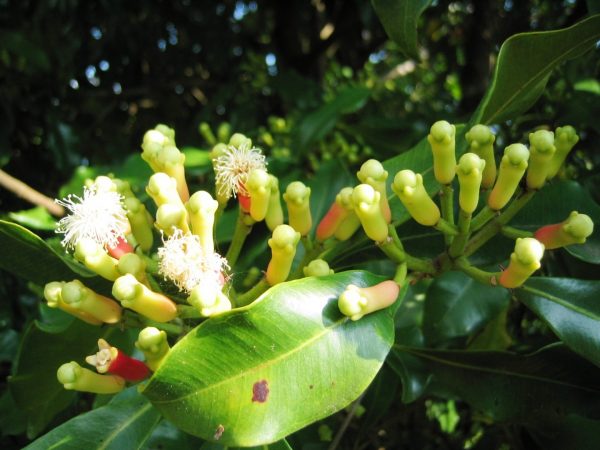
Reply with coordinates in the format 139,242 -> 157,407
55,185 -> 129,250
213,143 -> 266,199
157,229 -> 229,293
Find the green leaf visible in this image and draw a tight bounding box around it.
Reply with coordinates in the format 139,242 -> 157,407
371,0 -> 432,59
182,147 -> 212,167
512,180 -> 600,264
422,271 -> 510,345
293,87 -> 370,155
200,439 -> 293,450
144,420 -> 204,450
516,278 -> 600,368
9,320 -> 132,438
8,207 -> 56,231
467,306 -> 512,351
530,414 -> 600,450
392,344 -> 600,422
142,271 -> 394,446
24,388 -> 160,450
472,14 -> 600,125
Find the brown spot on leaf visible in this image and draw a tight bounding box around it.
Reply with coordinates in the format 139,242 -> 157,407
252,379 -> 269,403
214,424 -> 224,440
309,384 -> 314,389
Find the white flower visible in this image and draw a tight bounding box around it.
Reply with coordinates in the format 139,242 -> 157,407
157,229 -> 229,293
213,143 -> 266,199
55,186 -> 129,250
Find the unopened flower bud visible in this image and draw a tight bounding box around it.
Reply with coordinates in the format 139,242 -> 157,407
391,170 -> 440,226
547,126 -> 579,179
428,120 -> 456,185
112,274 -> 177,322
74,238 -> 120,281
316,188 -> 354,241
488,144 -> 530,210
155,203 -> 190,235
534,211 -> 594,249
117,253 -> 147,283
187,285 -> 232,317
498,238 -> 544,288
457,153 -> 486,214
283,181 -> 312,236
265,175 -> 284,231
123,197 -> 154,252
526,130 -> 556,189
465,124 -> 496,189
155,145 -> 189,201
333,187 -> 361,241
187,191 -> 218,253
57,361 -> 125,394
229,133 -> 252,149
199,122 -> 217,146
61,279 -> 122,324
352,184 -> 389,242
357,159 -> 391,223
135,327 -> 170,371
338,280 -> 400,321
266,225 -> 301,285
147,173 -> 184,209
303,259 -> 333,277
85,339 -> 149,381
44,281 -> 103,325
245,168 -> 271,222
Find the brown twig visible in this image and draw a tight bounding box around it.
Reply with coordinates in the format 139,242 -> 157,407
0,169 -> 64,217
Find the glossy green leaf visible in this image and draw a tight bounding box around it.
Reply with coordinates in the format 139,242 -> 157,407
422,271 -> 510,345
293,87 -> 370,155
182,147 -> 212,167
392,344 -> 600,422
472,14 -> 600,124
512,180 -> 600,264
142,271 -> 395,446
371,0 -> 432,59
8,207 -> 56,231
467,306 -> 512,351
24,388 -> 160,450
201,439 -> 293,450
9,320 -> 131,438
516,278 -> 600,368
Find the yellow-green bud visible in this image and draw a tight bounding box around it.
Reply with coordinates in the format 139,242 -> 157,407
357,159 -> 391,223
246,168 -> 271,222
266,224 -> 301,285
499,238 -> 544,288
123,197 -> 154,252
457,153 -> 486,214
187,286 -> 232,317
57,361 -> 125,394
135,327 -> 170,371
44,281 -> 103,326
333,187 -> 361,241
146,173 -> 184,208
547,125 -> 579,179
391,170 -> 440,226
303,259 -> 334,277
61,279 -> 122,324
534,211 -> 594,249
187,190 -> 218,253
265,175 -> 284,231
488,144 -> 530,210
117,253 -> 147,283
428,120 -> 456,185
155,203 -> 190,236
217,122 -> 231,143
74,238 -> 120,281
112,274 -> 177,322
338,280 -> 400,321
155,145 -> 189,201
526,130 -> 555,189
283,181 -> 312,236
229,133 -> 252,149
199,122 -> 217,146
210,143 -> 228,160
465,124 -> 496,189
352,184 -> 389,242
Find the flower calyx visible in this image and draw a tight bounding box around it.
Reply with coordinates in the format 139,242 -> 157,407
85,339 -> 149,381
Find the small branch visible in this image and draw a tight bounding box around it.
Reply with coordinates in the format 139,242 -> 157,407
440,184 -> 455,245
501,225 -> 533,239
236,278 -> 270,306
454,257 -> 500,286
225,211 -> 254,267
328,391 -> 367,450
448,210 -> 472,258
0,169 -> 64,217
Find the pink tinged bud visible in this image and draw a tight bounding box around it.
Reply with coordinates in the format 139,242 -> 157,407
106,236 -> 134,260
57,361 -> 125,394
316,202 -> 348,241
238,192 -> 251,213
112,274 -> 177,322
44,281 -> 103,326
428,120 -> 456,185
332,187 -> 361,241
338,280 -> 400,321
498,238 -> 545,288
534,211 -> 594,249
488,144 -> 530,211
61,279 -> 122,324
526,130 -> 556,190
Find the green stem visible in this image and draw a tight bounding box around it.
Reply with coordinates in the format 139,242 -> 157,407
381,224 -> 435,274
470,206 -> 497,232
434,218 -> 459,237
122,311 -> 184,335
448,210 -> 472,258
394,263 -> 408,285
501,226 -> 533,239
464,190 -> 535,257
237,278 -> 270,306
440,184 -> 455,245
454,257 -> 500,286
225,211 -> 254,267
177,304 -> 203,319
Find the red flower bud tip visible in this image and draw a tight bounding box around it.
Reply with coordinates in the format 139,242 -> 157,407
238,192 -> 251,213
86,339 -> 149,382
534,211 -> 594,249
316,202 -> 348,241
106,236 -> 135,259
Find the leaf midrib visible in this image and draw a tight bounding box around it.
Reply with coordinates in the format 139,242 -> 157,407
519,285 -> 600,321
97,402 -> 154,450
